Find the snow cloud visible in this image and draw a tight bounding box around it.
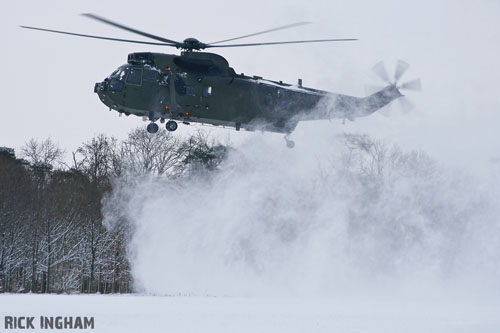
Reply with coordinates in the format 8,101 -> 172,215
102,130 -> 500,299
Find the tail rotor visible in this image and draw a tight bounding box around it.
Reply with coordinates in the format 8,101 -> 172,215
369,60 -> 422,116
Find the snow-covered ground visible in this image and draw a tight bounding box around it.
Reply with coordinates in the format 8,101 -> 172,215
1,294 -> 499,333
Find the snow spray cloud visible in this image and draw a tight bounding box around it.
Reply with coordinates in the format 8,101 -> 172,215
102,129 -> 500,298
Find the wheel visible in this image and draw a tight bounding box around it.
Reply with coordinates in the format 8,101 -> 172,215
146,122 -> 159,134
166,120 -> 178,132
286,140 -> 295,149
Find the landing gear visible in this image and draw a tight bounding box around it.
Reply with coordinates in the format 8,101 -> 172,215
146,122 -> 159,134
166,120 -> 178,132
284,134 -> 295,149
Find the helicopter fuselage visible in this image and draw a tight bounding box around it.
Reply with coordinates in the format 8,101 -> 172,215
95,51 -> 403,134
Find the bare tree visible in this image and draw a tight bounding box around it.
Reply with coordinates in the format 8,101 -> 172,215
75,134 -> 119,186
21,138 -> 65,168
175,130 -> 229,175
120,128 -> 179,175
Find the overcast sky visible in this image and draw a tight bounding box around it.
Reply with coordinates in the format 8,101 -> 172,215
2,0 -> 499,172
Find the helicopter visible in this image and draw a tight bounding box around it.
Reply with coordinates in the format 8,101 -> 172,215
21,14 -> 421,148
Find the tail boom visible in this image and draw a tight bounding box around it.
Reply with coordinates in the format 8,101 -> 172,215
301,84 -> 403,121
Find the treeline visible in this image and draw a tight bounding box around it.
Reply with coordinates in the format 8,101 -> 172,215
0,129 -> 227,294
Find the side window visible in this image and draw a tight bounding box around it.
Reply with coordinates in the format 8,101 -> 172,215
203,86 -> 212,97
144,70 -> 160,81
186,85 -> 196,96
174,75 -> 186,96
127,68 -> 142,85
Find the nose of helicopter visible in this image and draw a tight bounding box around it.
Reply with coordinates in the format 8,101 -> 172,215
93,79 -> 112,109
94,80 -> 106,94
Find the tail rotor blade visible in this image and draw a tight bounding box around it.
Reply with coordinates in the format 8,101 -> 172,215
399,78 -> 422,91
372,61 -> 391,84
398,97 -> 415,113
394,60 -> 410,83
370,60 -> 420,117
379,105 -> 392,117
365,84 -> 384,95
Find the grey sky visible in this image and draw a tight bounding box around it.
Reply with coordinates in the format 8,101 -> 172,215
2,0 -> 499,171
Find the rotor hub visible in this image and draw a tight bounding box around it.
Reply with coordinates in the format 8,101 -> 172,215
181,37 -> 205,51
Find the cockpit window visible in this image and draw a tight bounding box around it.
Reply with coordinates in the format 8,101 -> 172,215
108,78 -> 124,92
110,66 -> 127,81
126,68 -> 142,85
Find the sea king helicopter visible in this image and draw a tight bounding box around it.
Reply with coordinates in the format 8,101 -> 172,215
21,14 -> 421,148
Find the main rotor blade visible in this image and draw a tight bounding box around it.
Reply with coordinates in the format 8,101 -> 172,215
209,21 -> 311,45
82,13 -> 181,45
394,60 -> 410,83
372,61 -> 391,84
399,78 -> 422,91
206,38 -> 357,48
20,26 -> 176,46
